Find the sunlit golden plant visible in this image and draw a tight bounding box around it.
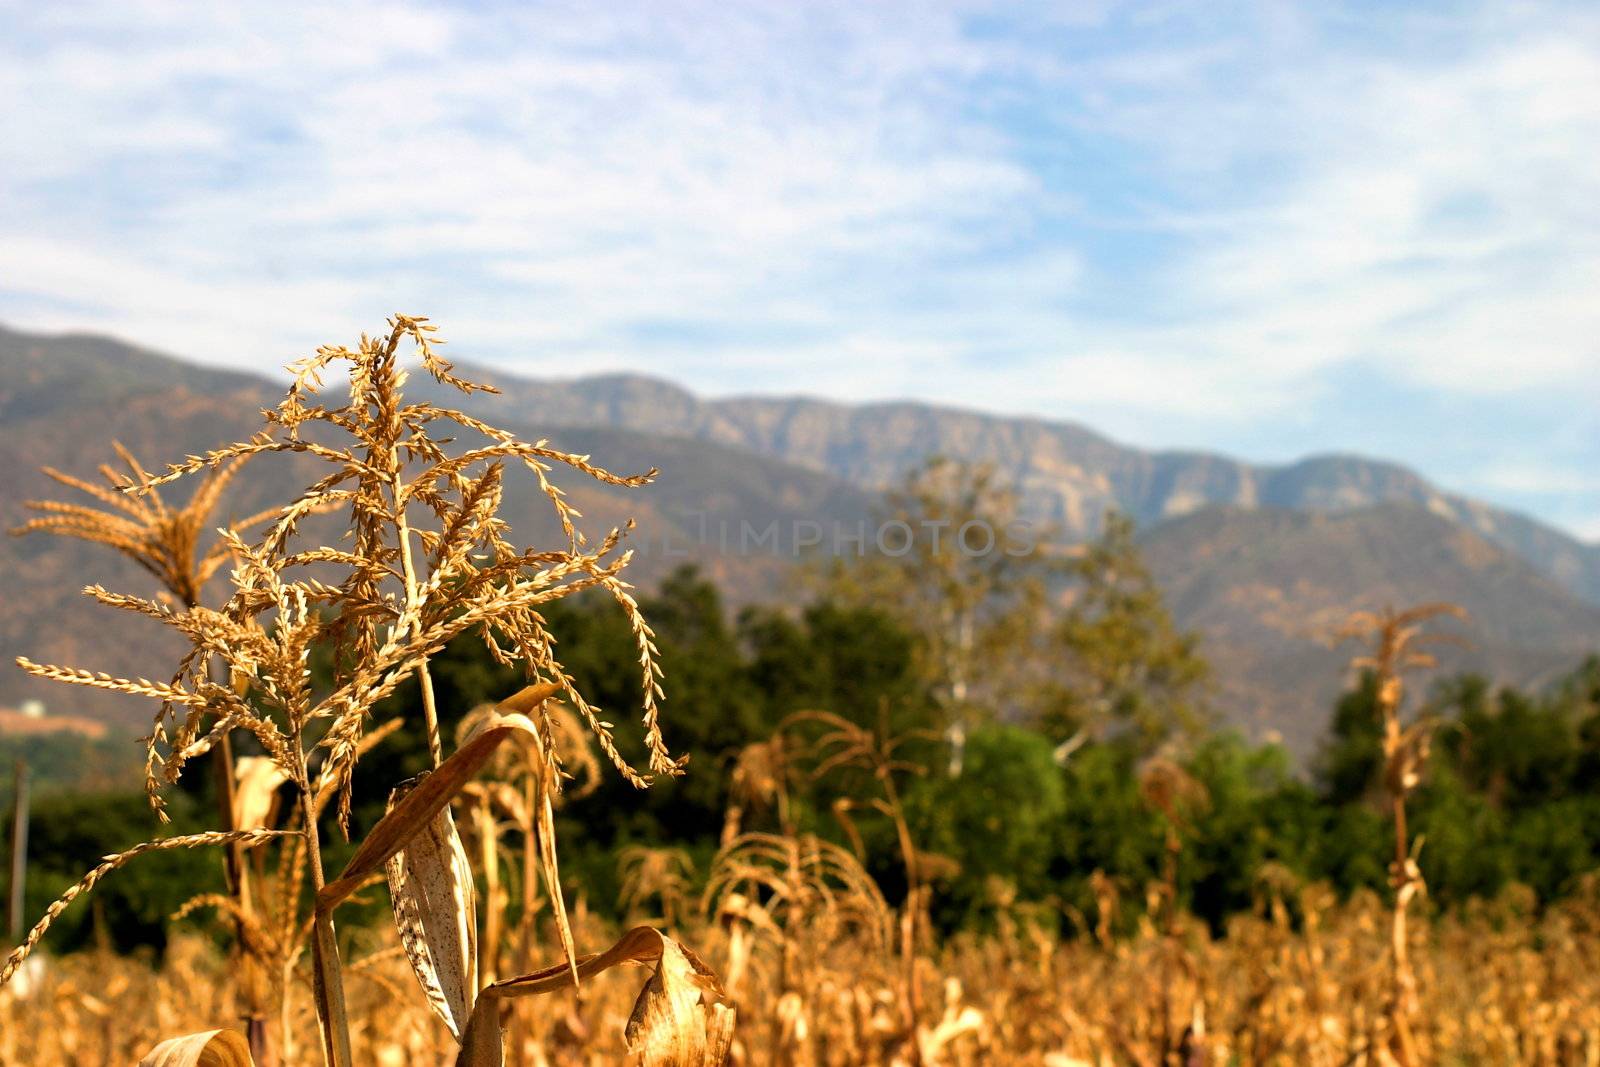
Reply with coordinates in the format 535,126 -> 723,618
1338,601 -> 1467,1067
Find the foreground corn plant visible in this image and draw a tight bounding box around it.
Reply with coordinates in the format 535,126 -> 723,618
4,316 -> 733,1066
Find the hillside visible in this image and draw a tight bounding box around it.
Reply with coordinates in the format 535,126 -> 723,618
1142,504 -> 1600,754
2,323 -> 1598,754
0,323 -> 265,423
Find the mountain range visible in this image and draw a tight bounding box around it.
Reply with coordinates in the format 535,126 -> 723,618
3,322 -> 1597,757
419,365 -> 1600,604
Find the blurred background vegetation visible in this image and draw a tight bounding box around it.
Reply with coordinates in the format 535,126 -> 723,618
7,460 -> 1600,958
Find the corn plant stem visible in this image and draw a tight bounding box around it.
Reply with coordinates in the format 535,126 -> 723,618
300,772 -> 352,1067
393,498 -> 443,768
210,730 -> 244,895
201,654 -> 270,1062
280,957 -> 296,1066
509,795 -> 537,1059
478,793 -> 501,986
1389,786 -> 1417,1066
880,769 -> 923,1039
1376,669 -> 1419,1067
1159,825 -> 1180,1064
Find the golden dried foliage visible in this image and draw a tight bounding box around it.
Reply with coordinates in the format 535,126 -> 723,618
8,882 -> 1600,1065
4,316 -> 718,1067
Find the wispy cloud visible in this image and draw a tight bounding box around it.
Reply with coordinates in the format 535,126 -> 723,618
1,1 -> 1596,536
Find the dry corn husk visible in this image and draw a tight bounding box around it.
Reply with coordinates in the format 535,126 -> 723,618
139,1028 -> 255,1067
386,776 -> 479,1039
317,691 -> 559,910
624,935 -> 737,1066
311,692 -> 559,1067
455,926 -> 735,1067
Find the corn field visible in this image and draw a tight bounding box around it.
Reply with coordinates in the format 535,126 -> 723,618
4,876 -> 1600,1064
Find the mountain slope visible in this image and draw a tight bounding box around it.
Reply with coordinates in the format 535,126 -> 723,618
1140,503 -> 1600,754
428,366 -> 1600,604
0,323 -> 265,422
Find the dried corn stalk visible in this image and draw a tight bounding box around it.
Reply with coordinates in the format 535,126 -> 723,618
1338,601 -> 1467,1067
8,317 -> 700,1067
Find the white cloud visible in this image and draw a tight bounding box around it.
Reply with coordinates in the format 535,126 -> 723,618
1570,514 -> 1600,542
2,2 -> 1055,373
1106,8 -> 1600,399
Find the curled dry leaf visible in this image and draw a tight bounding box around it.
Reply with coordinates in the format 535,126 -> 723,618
454,926 -> 735,1067
138,1028 -> 256,1067
624,936 -> 737,1067
386,775 -> 479,1040
232,756 -> 290,831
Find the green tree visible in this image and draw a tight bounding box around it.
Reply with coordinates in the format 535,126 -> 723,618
904,724 -> 1067,926
1182,733 -> 1321,927
1317,671 -> 1386,806
741,599 -> 925,728
1039,512 -> 1208,748
816,457 -> 1050,768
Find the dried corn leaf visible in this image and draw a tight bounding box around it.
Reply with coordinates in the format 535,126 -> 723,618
309,693 -> 554,1067
233,756 -> 290,831
484,685 -> 579,983
454,927 -> 735,1067
624,937 -> 736,1066
139,1029 -> 255,1067
386,775 -> 479,1039
317,686 -> 558,910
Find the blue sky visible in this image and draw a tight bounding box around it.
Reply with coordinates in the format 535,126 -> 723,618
2,1 -> 1598,537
